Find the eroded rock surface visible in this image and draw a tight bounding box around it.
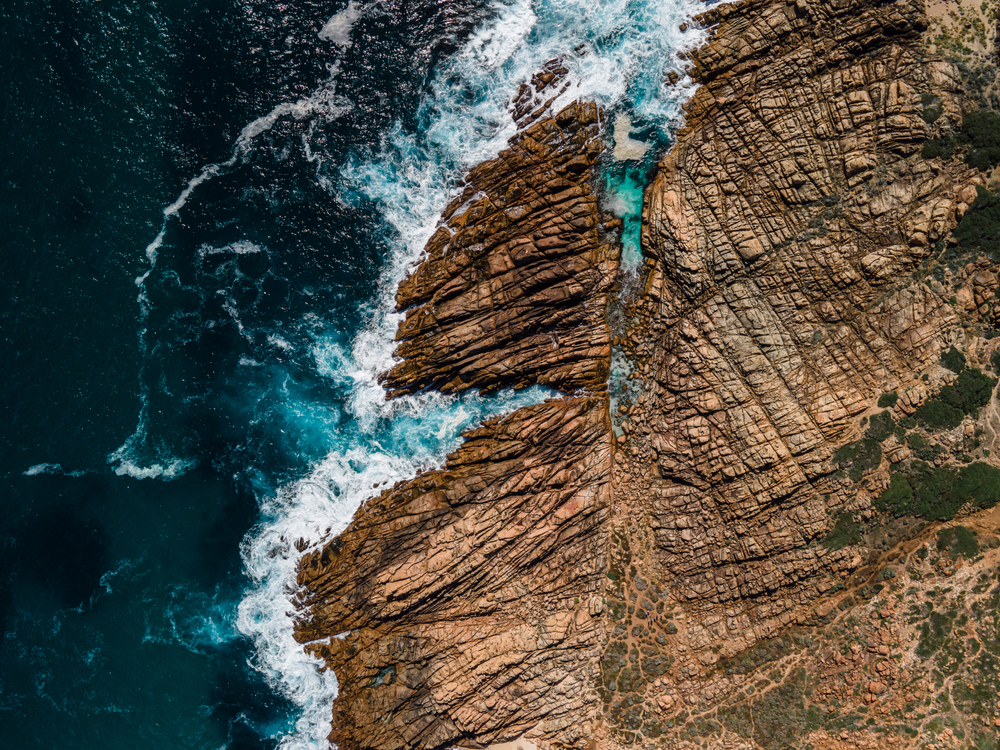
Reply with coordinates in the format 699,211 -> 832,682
381,91 -> 619,396
623,0 -> 978,637
601,0 -> 1000,744
295,396 -> 612,750
296,0 -> 1000,748
294,69 -> 619,750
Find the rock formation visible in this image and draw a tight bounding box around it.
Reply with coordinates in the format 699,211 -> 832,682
623,0 -> 977,641
296,0 -> 1000,748
296,396 -> 612,749
380,62 -> 619,397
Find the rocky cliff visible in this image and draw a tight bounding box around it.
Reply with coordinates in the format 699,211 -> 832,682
380,64 -> 619,398
296,0 -> 1000,748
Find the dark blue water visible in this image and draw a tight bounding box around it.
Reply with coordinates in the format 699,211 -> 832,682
0,0 -> 706,747
1,1 -> 497,746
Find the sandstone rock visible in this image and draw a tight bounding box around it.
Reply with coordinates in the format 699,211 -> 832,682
295,0 -> 1000,747
296,397 -> 612,750
380,87 -> 618,397
630,0 -> 977,630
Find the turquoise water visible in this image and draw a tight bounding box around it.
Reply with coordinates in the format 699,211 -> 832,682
1,0 -> 710,747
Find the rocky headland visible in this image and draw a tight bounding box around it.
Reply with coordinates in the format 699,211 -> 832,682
295,1 -> 1000,748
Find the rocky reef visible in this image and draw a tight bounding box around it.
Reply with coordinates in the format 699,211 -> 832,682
295,70 -> 617,750
295,0 -> 1000,748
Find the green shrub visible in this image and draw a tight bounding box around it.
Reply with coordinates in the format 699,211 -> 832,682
865,410 -> 897,442
907,431 -> 945,461
833,437 -> 883,481
899,415 -> 917,429
954,462 -> 1000,508
921,138 -> 957,160
877,462 -> 1000,520
823,513 -> 864,549
967,148 -> 1000,172
992,350 -> 1000,374
911,462 -> 964,520
923,107 -> 942,124
944,368 -> 997,415
916,368 -> 997,428
915,399 -> 965,429
875,473 -> 915,516
936,526 -> 980,558
877,391 -> 899,408
941,345 -> 967,374
952,187 -> 1000,256
962,110 -> 1000,172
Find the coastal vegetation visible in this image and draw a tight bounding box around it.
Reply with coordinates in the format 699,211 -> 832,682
914,367 -> 996,430
952,185 -> 1000,257
921,109 -> 1000,174
876,461 -> 1000,521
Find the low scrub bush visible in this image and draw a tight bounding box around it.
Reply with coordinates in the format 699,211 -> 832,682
941,345 -> 967,374
833,437 -> 882,481
961,110 -> 1000,172
823,513 -> 864,549
915,368 -> 997,428
877,391 -> 899,408
865,410 -> 898,442
876,462 -> 1000,520
952,187 -> 1000,256
936,526 -> 980,558
914,399 -> 965,429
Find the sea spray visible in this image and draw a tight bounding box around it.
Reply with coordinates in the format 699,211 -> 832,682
236,385 -> 551,750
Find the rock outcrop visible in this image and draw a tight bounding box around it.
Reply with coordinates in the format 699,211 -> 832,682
380,67 -> 619,397
296,396 -> 612,749
623,0 -> 975,629
601,0 -> 1000,743
295,71 -> 618,750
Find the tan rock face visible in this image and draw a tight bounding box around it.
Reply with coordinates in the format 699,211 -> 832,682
623,0 -> 979,630
381,86 -> 619,397
295,396 -> 612,750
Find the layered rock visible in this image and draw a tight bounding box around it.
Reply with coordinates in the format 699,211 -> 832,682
597,0 -> 1000,743
622,0 -> 981,632
295,70 -> 619,750
381,79 -> 618,396
295,396 -> 612,749
295,0 -> 1000,747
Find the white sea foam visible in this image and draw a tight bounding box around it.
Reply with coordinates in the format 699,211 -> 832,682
340,0 -> 711,381
237,385 -> 548,750
112,455 -> 198,481
613,113 -> 651,161
23,463 -> 62,476
23,463 -> 91,478
319,1 -> 362,47
237,64 -> 352,151
198,240 -> 265,257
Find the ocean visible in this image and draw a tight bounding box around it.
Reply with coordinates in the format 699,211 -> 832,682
0,0 -> 707,747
